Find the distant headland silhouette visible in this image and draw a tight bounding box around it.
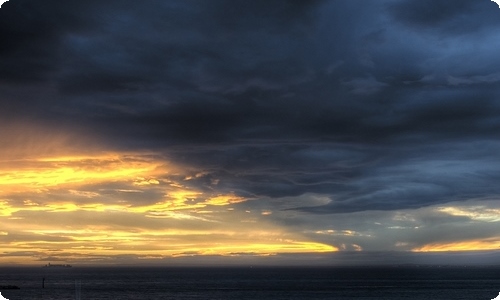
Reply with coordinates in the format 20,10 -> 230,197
43,262 -> 72,268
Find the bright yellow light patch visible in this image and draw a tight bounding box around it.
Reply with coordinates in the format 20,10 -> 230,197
186,242 -> 337,255
133,177 -> 160,186
204,195 -> 246,206
0,154 -> 160,191
0,200 -> 17,216
0,152 -> 338,265
413,238 -> 500,252
10,225 -> 337,262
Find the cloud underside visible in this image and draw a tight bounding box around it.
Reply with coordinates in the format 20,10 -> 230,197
1,0 -> 500,264
0,154 -> 498,264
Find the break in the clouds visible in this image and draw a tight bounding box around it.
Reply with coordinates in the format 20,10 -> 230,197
0,0 -> 499,265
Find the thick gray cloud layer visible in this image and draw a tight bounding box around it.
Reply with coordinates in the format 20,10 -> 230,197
1,0 -> 500,216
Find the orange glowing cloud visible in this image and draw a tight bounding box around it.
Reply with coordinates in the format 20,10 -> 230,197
413,238 -> 500,252
0,154 -> 161,191
0,151 -> 337,265
1,214 -> 337,265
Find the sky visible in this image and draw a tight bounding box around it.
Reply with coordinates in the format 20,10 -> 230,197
0,0 -> 500,266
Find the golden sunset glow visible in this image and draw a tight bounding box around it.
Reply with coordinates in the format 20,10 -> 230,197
413,239 -> 500,252
0,154 -> 161,189
1,150 -> 498,266
0,152 -> 337,265
404,205 -> 500,252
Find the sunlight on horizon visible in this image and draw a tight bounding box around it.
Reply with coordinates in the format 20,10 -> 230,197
0,153 -> 338,264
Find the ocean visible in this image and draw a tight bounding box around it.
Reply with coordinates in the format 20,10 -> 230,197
0,266 -> 499,299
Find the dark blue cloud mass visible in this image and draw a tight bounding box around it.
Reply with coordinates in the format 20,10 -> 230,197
1,0 -> 500,215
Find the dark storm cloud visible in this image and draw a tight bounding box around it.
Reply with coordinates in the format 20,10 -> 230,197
0,0 -> 102,83
1,0 -> 500,213
389,0 -> 500,33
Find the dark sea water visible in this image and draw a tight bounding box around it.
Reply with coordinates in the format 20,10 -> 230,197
0,266 -> 499,299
